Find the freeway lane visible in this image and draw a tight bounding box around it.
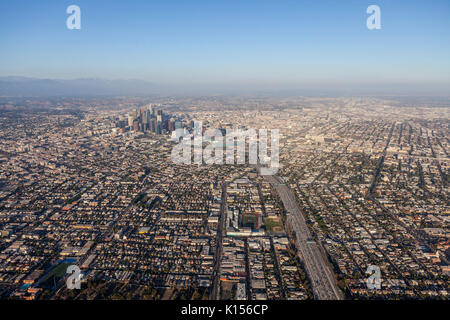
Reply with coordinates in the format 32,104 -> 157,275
264,174 -> 343,300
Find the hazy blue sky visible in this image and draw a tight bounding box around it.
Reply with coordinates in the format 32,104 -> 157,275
0,0 -> 449,91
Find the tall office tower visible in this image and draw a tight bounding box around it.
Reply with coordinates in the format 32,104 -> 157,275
132,109 -> 137,119
148,104 -> 153,116
128,114 -> 134,127
168,118 -> 175,132
150,118 -> 157,133
142,110 -> 149,131
156,123 -> 162,135
148,110 -> 152,130
133,120 -> 140,132
157,109 -> 163,123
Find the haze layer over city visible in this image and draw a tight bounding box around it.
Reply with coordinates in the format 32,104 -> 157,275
0,0 -> 448,301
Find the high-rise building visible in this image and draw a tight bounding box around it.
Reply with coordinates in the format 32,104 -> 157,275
133,120 -> 140,132
128,114 -> 134,127
142,110 -> 149,131
157,110 -> 163,123
168,118 -> 175,132
156,123 -> 162,135
148,104 -> 154,116
150,118 -> 157,133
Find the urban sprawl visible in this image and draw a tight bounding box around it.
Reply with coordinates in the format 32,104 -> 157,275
0,96 -> 448,300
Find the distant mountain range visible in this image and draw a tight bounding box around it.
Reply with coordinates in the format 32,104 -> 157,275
1,76 -> 449,98
0,77 -> 156,97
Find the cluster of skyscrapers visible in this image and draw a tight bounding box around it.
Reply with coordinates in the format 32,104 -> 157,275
117,104 -> 179,135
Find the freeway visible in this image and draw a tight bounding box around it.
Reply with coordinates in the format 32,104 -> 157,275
264,174 -> 343,300
210,182 -> 227,300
